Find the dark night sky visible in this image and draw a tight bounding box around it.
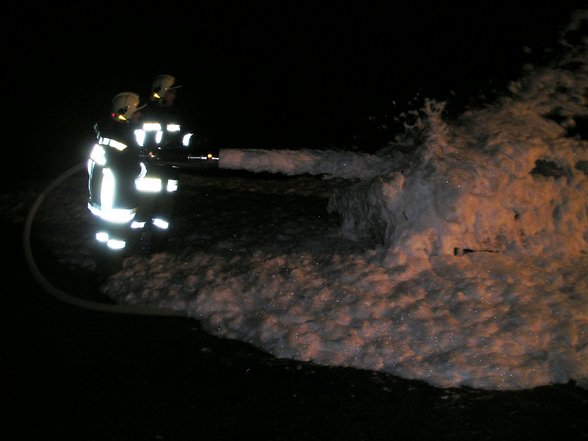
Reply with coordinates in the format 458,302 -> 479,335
4,2 -> 583,175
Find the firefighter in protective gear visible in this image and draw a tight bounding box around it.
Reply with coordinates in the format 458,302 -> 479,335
132,75 -> 188,251
87,92 -> 146,254
126,74 -> 193,251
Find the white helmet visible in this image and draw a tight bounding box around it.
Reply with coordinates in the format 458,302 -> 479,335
111,92 -> 146,121
151,74 -> 182,101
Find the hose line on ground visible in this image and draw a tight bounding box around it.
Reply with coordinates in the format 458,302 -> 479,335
22,161 -> 186,317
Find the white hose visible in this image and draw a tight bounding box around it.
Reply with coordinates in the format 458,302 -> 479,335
22,162 -> 186,317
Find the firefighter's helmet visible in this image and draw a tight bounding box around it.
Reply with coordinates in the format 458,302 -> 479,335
151,74 -> 182,101
111,92 -> 146,121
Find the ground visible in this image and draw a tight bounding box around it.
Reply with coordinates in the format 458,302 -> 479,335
4,166 -> 588,441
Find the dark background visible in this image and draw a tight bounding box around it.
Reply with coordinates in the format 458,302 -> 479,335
4,3 -> 583,177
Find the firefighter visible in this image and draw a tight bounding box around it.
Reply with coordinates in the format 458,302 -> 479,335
132,74 -> 218,252
87,92 -> 147,259
132,75 -> 186,251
